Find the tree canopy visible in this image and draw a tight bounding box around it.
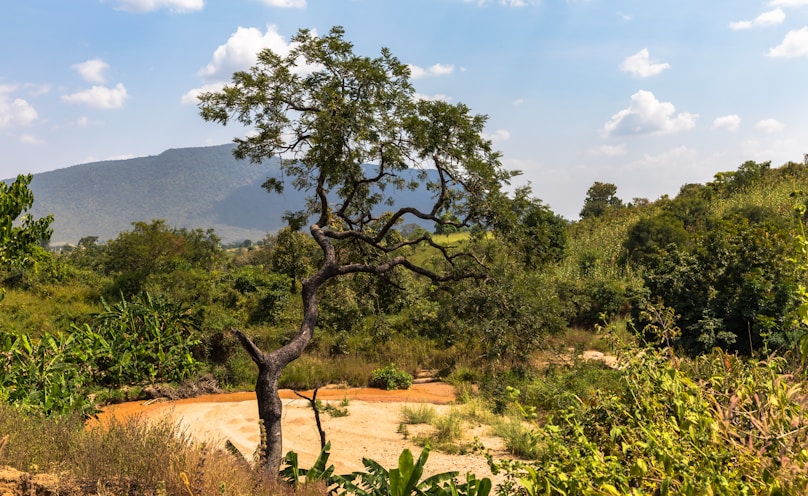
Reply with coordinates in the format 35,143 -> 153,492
579,181 -> 623,219
0,174 -> 53,271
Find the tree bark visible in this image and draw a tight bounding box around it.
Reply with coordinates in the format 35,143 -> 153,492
233,261 -> 326,477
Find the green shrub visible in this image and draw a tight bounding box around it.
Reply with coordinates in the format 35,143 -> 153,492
370,364 -> 413,390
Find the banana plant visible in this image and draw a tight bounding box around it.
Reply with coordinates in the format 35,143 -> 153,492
281,441 -> 336,489
333,446 -> 459,496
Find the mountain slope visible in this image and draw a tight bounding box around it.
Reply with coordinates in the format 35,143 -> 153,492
19,144 -> 436,245
21,144 -> 293,244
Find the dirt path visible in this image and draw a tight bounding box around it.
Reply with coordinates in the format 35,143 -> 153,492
96,383 -> 509,482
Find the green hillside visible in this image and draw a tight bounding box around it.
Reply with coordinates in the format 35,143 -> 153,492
21,144 -> 291,244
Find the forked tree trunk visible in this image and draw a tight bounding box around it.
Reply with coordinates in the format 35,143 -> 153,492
233,270 -> 324,477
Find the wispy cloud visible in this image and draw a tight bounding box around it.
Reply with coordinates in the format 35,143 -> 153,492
769,0 -> 808,6
62,83 -> 129,109
19,134 -> 44,145
23,83 -> 51,97
413,93 -> 453,102
464,0 -> 532,6
619,49 -> 670,78
483,129 -> 511,143
589,144 -> 627,157
408,63 -> 454,79
113,0 -> 203,13
257,0 -> 306,7
602,90 -> 697,137
72,59 -> 110,84
729,8 -> 785,30
768,27 -> 808,58
755,118 -> 785,133
712,114 -> 741,132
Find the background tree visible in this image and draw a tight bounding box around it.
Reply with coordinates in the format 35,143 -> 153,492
0,175 -> 53,268
622,211 -> 689,265
0,174 -> 54,300
579,181 -> 623,219
103,219 -> 222,297
264,226 -> 319,293
199,26 -> 514,475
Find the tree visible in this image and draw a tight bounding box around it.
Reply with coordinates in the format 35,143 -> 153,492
623,211 -> 689,265
579,181 -> 623,219
199,26 -> 514,475
0,174 -> 53,299
509,187 -> 567,267
265,226 -> 319,293
103,219 -> 222,296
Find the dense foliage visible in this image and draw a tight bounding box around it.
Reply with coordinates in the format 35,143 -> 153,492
494,348 -> 808,495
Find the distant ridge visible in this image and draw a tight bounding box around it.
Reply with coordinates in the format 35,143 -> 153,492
18,144 -> 435,245
22,144 -> 299,244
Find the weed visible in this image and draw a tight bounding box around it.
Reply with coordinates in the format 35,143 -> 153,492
492,419 -> 541,459
322,401 -> 349,418
401,403 -> 437,424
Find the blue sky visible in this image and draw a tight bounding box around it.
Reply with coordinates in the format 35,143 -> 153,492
1,0 -> 807,219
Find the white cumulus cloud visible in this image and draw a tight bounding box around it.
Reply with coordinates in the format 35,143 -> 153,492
72,59 -> 110,83
113,0 -> 203,12
198,25 -> 300,79
185,25 -> 322,105
62,83 -> 129,109
181,82 -> 226,104
729,8 -> 785,30
0,86 -> 38,129
408,63 -> 455,79
602,90 -> 697,137
257,0 -> 306,7
768,27 -> 808,58
712,114 -> 741,132
619,49 -> 670,78
755,118 -> 785,133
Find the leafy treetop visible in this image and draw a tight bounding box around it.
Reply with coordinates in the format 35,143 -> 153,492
0,174 -> 53,270
200,26 -> 517,270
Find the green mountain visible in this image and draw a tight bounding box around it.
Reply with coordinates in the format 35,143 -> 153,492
21,144 -> 293,244
20,143 -> 436,245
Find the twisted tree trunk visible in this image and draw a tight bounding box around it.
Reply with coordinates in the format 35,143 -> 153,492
233,251 -> 330,476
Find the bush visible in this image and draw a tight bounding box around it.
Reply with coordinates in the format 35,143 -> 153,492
370,364 -> 413,390
492,348 -> 808,494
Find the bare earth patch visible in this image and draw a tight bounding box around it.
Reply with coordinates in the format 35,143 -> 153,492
97,383 -> 510,483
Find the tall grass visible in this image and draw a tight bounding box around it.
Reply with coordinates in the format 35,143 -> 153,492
0,404 -> 323,496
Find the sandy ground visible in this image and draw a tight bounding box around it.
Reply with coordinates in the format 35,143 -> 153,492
96,383 -> 510,483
